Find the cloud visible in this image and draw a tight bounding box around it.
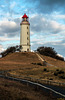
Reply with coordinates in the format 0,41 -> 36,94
26,0 -> 65,14
0,37 -> 19,42
0,44 -> 5,52
57,54 -> 63,57
55,15 -> 65,19
30,14 -> 65,34
0,18 -> 21,37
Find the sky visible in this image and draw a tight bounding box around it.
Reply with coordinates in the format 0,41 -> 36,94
0,0 -> 65,57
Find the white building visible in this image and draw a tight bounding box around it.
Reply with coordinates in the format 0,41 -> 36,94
20,14 -> 31,52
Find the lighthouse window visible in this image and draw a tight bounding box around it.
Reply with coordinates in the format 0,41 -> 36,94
27,27 -> 28,29
27,32 -> 28,34
27,37 -> 28,40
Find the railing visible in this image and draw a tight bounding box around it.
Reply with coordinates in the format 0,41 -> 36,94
7,73 -> 65,87
0,69 -> 65,87
0,74 -> 65,98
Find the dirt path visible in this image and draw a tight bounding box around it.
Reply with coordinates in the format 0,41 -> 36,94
36,53 -> 44,62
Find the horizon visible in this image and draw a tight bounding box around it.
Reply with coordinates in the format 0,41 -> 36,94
0,0 -> 65,58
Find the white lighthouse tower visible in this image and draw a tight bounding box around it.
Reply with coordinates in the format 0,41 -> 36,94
20,14 -> 31,52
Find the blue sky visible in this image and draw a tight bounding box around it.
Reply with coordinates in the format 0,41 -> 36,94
0,0 -> 65,57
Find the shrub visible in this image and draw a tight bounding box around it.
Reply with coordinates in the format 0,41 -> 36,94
49,78 -> 53,80
56,55 -> 64,61
54,69 -> 65,79
58,70 -> 64,74
54,70 -> 64,76
31,63 -> 36,65
56,69 -> 59,71
31,63 -> 42,66
37,63 -> 42,66
37,46 -> 64,61
43,68 -> 47,71
54,72 -> 58,76
1,45 -> 21,57
37,46 -> 57,58
59,75 -> 65,79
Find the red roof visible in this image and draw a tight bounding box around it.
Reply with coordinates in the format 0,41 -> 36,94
22,14 -> 28,18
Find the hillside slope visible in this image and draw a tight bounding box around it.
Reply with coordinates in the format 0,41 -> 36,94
0,52 -> 41,70
0,52 -> 65,83
40,54 -> 65,69
0,78 -> 56,100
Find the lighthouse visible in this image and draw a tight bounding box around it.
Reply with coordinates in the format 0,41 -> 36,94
20,14 -> 31,52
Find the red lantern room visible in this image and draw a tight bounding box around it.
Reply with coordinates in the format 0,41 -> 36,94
20,13 -> 30,25
22,13 -> 28,21
22,13 -> 28,18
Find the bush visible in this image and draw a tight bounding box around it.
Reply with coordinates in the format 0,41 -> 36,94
37,46 -> 64,61
58,70 -> 64,74
54,69 -> 65,79
59,75 -> 65,79
54,72 -> 58,76
1,45 -> 21,57
43,68 -> 47,71
37,63 -> 42,66
49,78 -> 53,80
56,69 -> 59,71
37,46 -> 57,58
56,55 -> 64,61
31,63 -> 42,66
31,63 -> 36,65
54,70 -> 64,76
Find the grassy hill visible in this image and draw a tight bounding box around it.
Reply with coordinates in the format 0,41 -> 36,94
0,52 -> 41,70
0,52 -> 58,100
0,52 -> 65,83
0,52 -> 65,99
0,78 -> 56,100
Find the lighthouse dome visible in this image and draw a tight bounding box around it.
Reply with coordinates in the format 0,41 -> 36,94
20,14 -> 30,25
22,14 -> 28,18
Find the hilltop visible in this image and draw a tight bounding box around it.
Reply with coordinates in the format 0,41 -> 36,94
0,52 -> 65,83
0,52 -> 41,70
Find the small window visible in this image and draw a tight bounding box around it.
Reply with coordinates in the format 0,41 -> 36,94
27,43 -> 28,45
27,27 -> 28,29
27,49 -> 29,51
27,37 -> 28,40
27,32 -> 28,34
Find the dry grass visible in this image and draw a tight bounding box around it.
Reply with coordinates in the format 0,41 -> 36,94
0,52 -> 65,83
0,78 -> 56,100
0,52 -> 65,99
0,52 -> 41,71
40,54 -> 65,70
